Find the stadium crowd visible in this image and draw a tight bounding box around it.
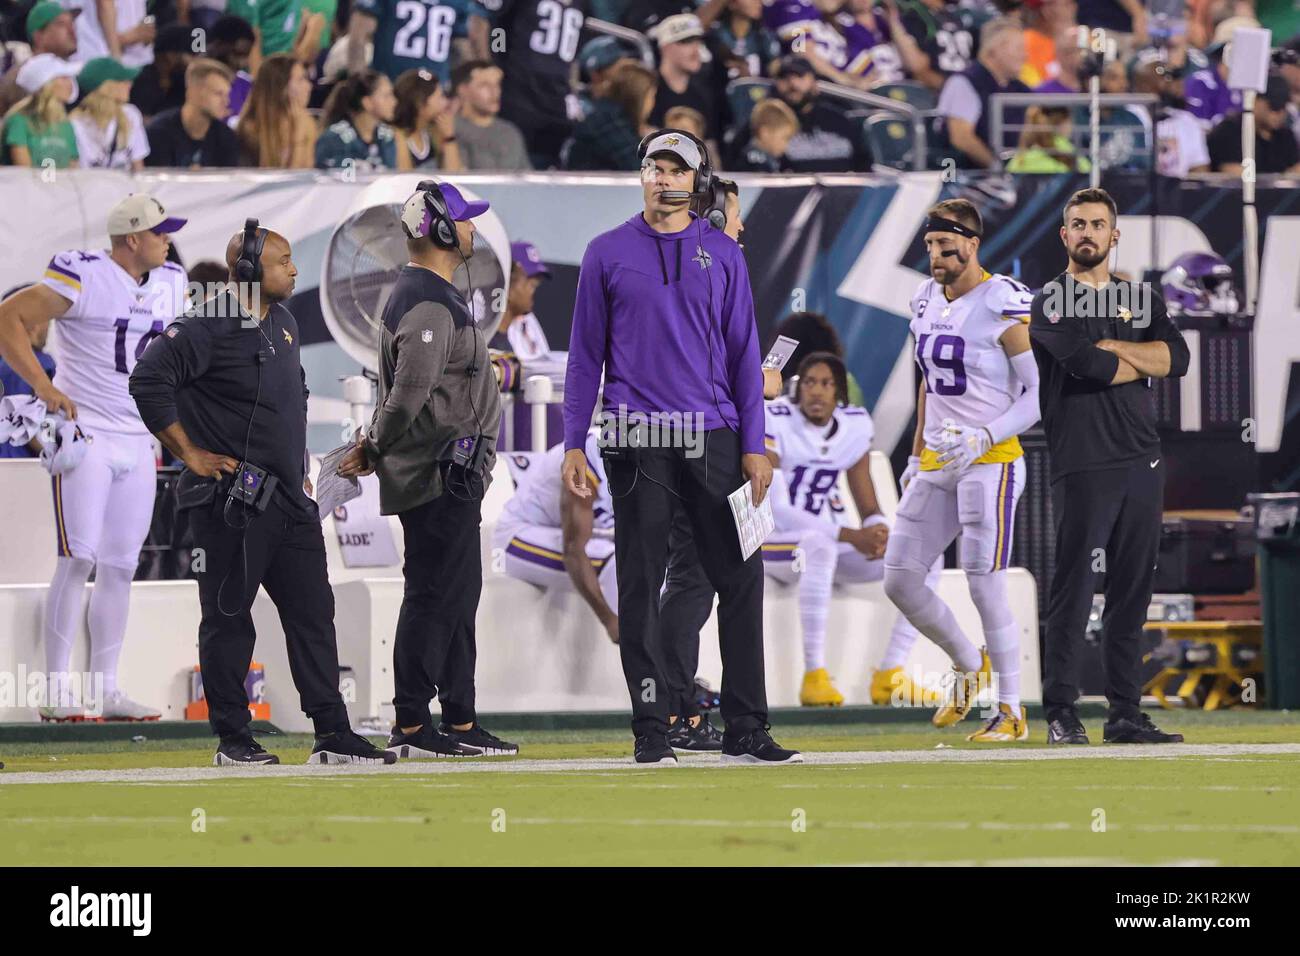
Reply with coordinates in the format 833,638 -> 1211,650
0,0 -> 1297,176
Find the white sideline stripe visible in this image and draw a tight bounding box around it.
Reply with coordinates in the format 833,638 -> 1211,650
467,817 -> 1300,835
2,743 -> 1299,786
4,813 -> 1287,838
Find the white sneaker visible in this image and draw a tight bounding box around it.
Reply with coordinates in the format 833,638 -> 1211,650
100,691 -> 161,721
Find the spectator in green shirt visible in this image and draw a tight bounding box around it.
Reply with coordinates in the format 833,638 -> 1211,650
1007,105 -> 1091,174
314,68 -> 399,169
236,0 -> 338,65
3,53 -> 80,168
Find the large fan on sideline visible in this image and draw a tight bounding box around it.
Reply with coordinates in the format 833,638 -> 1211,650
320,179 -> 510,372
1160,251 -> 1240,317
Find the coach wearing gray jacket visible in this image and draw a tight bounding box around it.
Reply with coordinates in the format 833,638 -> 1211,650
338,181 -> 517,759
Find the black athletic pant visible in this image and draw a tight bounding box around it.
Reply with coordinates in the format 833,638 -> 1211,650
658,508 -> 716,722
190,495 -> 349,739
392,489 -> 480,729
1042,456 -> 1164,719
607,427 -> 767,738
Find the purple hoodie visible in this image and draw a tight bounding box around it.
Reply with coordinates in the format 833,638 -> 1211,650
563,213 -> 765,455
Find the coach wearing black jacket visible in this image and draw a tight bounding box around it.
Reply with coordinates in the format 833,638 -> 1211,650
337,181 -> 517,760
130,225 -> 394,767
1030,188 -> 1189,747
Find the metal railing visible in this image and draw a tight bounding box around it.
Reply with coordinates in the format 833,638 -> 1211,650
581,18 -> 656,69
729,77 -> 927,170
815,81 -> 927,172
988,92 -> 1160,172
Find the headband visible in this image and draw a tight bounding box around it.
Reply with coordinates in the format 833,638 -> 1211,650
923,216 -> 982,239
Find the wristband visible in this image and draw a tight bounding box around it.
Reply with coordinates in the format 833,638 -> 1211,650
862,513 -> 890,530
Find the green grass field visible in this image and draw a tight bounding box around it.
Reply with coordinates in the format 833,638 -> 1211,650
3,711 -> 1299,866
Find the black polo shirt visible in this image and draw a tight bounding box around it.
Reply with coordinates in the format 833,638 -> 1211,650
1029,274 -> 1190,481
129,293 -> 314,516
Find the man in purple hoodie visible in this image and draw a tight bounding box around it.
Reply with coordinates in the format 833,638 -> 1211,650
561,129 -> 802,766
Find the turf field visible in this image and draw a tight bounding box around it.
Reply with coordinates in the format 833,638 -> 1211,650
2,711 -> 1298,866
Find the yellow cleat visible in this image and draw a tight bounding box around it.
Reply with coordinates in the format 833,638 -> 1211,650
967,702 -> 1030,742
869,667 -> 921,706
932,647 -> 991,728
800,668 -> 845,707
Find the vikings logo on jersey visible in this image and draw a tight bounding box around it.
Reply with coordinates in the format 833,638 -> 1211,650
765,397 -> 874,526
908,272 -> 1033,470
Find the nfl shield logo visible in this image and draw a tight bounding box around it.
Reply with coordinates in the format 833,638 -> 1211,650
421,329 -> 433,343
1048,311 -> 1061,324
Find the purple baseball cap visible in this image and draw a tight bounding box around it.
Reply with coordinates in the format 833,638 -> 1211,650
440,183 -> 490,221
510,240 -> 551,278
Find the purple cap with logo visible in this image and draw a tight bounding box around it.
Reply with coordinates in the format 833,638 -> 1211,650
441,183 -> 490,221
510,240 -> 551,278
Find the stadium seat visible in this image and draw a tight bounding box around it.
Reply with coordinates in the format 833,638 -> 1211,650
725,77 -> 771,140
871,81 -> 938,111
863,113 -> 917,171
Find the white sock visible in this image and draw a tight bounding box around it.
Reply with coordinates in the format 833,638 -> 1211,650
883,566 -> 981,673
797,532 -> 838,672
44,555 -> 93,707
88,563 -> 135,699
878,559 -> 942,669
878,613 -> 918,670
967,571 -> 1020,710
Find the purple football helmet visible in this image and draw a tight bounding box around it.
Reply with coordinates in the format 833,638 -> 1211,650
1161,251 -> 1239,317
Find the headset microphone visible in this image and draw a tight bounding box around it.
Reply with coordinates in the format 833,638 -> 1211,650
659,190 -> 693,202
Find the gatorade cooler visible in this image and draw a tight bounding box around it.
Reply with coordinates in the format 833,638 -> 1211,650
185,662 -> 271,721
1249,494 -> 1300,709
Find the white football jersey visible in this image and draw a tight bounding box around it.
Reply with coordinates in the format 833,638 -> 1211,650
43,250 -> 188,435
764,397 -> 873,527
908,271 -> 1033,468
501,429 -> 613,531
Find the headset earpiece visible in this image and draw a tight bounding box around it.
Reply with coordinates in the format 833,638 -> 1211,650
704,179 -> 728,231
402,180 -> 459,250
235,218 -> 266,283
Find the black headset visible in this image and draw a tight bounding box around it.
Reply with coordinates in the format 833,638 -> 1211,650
699,178 -> 730,232
636,127 -> 714,199
234,218 -> 267,283
402,179 -> 459,250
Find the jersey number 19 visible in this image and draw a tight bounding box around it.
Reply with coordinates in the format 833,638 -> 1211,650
916,332 -> 967,395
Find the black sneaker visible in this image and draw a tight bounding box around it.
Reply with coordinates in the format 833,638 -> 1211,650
1103,712 -> 1185,744
213,734 -> 280,766
307,730 -> 398,765
634,733 -> 678,765
1046,710 -> 1090,745
721,725 -> 803,765
668,713 -> 724,752
438,722 -> 520,756
386,723 -> 483,758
